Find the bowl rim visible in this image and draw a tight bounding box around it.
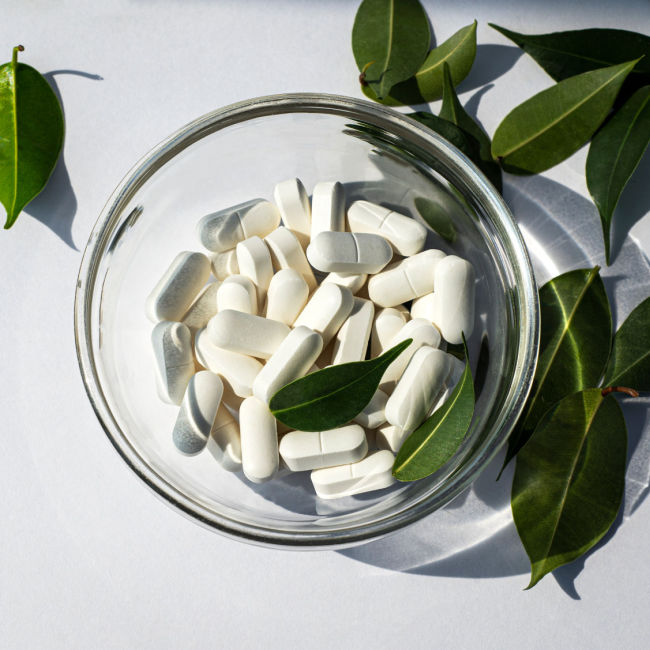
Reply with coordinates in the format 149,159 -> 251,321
74,92 -> 539,548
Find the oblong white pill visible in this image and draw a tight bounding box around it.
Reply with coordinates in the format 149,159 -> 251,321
151,321 -> 195,405
310,450 -> 396,499
210,249 -> 239,280
294,284 -> 354,347
253,326 -> 323,403
216,275 -> 257,314
279,424 -> 368,471
332,297 -> 375,365
265,227 -> 317,290
386,347 -> 451,434
195,328 -> 263,397
307,232 -> 393,274
265,268 -> 309,325
239,396 -> 279,483
353,389 -> 388,429
310,181 -> 345,240
146,251 -> 211,322
197,200 -> 280,252
368,249 -> 446,308
370,307 -> 409,358
236,236 -> 273,308
380,318 -> 442,391
322,271 -> 367,295
207,310 -> 290,359
205,404 -> 242,472
410,292 -> 436,322
172,371 -> 224,455
273,178 -> 311,248
429,353 -> 466,415
376,424 -> 408,453
347,200 -> 427,256
430,256 -> 476,344
181,282 -> 220,336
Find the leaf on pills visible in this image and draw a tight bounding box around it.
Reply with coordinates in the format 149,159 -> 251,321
393,337 -> 474,481
502,267 -> 612,473
413,196 -> 456,243
352,0 -> 430,100
0,46 -> 64,229
440,63 -> 502,192
269,339 -> 412,431
603,295 -> 650,391
586,85 -> 650,264
491,60 -> 638,174
512,389 -> 626,589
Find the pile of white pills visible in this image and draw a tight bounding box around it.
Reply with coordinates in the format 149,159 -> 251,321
146,179 -> 475,499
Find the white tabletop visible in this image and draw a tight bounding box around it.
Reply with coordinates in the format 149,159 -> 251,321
2,1 -> 649,648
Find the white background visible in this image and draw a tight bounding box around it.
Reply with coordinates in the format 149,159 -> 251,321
2,1 -> 650,648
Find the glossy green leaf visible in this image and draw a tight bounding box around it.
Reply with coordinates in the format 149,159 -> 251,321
489,24 -> 650,104
352,0 -> 430,100
492,60 -> 638,174
603,296 -> 650,390
586,86 -> 650,264
413,196 -> 456,243
393,339 -> 474,481
512,389 -> 626,589
439,62 -> 502,192
270,339 -> 412,431
0,46 -> 64,229
503,267 -> 612,470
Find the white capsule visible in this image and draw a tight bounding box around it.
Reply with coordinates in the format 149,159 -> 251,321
265,227 -> 317,290
322,272 -> 367,294
410,292 -> 436,322
236,236 -> 273,308
311,181 -> 345,240
310,450 -> 396,499
253,327 -> 323,403
368,249 -> 446,308
332,298 -> 374,365
146,251 -> 211,322
294,284 -> 354,347
353,389 -> 388,429
273,178 -> 311,248
430,256 -> 476,344
307,232 -> 393,274
181,282 -> 220,336
370,307 -> 409,358
216,275 -> 257,314
386,347 -> 451,434
429,354 -> 466,415
195,328 -> 263,397
347,200 -> 427,256
380,318 -> 442,392
239,396 -> 279,483
151,321 -> 195,405
376,424 -> 408,453
265,268 -> 309,325
279,424 -> 368,472
210,249 -> 239,280
207,310 -> 290,359
197,200 -> 281,252
172,371 -> 224,455
205,404 -> 242,472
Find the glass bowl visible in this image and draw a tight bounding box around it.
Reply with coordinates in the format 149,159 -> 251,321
74,93 -> 539,548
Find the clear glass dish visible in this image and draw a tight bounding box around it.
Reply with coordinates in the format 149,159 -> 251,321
74,93 -> 539,548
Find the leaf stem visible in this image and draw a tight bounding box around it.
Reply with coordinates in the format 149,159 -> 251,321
12,44 -> 24,66
601,386 -> 639,398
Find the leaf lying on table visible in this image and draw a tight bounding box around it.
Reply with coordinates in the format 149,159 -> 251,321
269,339 -> 412,431
491,60 -> 638,174
413,196 -> 456,243
512,388 -> 626,589
0,46 -> 64,229
586,85 -> 650,264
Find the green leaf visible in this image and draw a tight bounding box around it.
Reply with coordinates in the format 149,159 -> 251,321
603,296 -> 650,390
489,24 -> 650,104
0,46 -> 64,229
413,196 -> 456,243
491,60 -> 638,174
586,86 -> 650,264
503,267 -> 612,470
393,338 -> 475,481
512,389 -> 626,589
439,62 -> 502,192
269,339 -> 412,431
352,0 -> 430,100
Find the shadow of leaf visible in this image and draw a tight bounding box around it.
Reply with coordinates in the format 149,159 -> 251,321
457,44 -> 523,94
